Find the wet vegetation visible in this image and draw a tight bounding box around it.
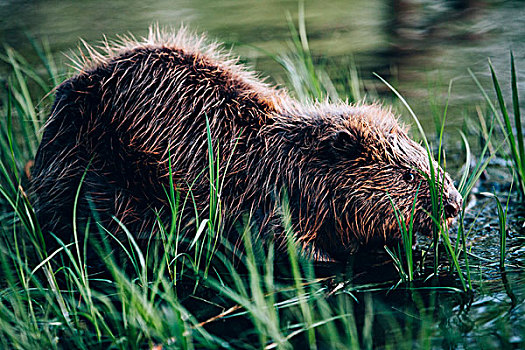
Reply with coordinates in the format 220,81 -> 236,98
1,8 -> 524,350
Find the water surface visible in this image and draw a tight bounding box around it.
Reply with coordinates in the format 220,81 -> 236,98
1,0 -> 524,132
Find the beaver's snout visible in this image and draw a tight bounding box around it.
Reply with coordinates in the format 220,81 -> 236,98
444,188 -> 463,219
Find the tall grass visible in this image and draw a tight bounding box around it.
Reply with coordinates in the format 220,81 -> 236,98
384,186 -> 421,283
275,2 -> 362,104
490,55 -> 525,199
493,187 -> 512,270
470,54 -> 524,200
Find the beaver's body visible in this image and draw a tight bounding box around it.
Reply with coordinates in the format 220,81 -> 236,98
31,28 -> 462,261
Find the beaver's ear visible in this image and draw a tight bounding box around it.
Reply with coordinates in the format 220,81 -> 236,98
329,130 -> 363,160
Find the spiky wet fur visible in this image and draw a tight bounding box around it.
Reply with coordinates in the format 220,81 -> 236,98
31,27 -> 461,262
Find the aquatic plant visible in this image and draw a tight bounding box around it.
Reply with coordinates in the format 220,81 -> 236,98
493,188 -> 512,270
470,54 -> 525,200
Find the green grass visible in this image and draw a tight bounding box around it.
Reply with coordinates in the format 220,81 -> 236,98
469,54 -> 525,200
384,185 -> 421,283
275,3 -> 362,104
493,186 -> 512,270
490,55 -> 525,200
0,19 -> 523,350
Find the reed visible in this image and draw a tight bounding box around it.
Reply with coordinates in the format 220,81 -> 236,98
470,54 -> 524,200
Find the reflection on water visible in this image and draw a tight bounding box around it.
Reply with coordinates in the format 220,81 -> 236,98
1,0 -> 523,131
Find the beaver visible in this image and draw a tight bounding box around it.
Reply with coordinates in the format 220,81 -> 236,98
30,27 -> 462,262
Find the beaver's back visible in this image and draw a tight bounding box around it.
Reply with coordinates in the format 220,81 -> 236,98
31,31 -> 278,245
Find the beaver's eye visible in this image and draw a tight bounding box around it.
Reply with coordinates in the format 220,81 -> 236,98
403,172 -> 415,182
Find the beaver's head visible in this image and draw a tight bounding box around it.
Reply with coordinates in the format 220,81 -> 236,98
274,103 -> 462,261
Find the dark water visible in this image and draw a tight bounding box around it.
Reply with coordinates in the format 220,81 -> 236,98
1,0 -> 524,128
1,0 -> 524,348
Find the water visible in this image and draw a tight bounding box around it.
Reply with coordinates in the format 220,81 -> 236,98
1,0 -> 524,348
1,0 -> 524,125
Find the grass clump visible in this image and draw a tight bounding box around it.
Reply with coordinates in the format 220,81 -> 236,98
490,55 -> 525,200
384,186 -> 420,283
470,54 -> 525,200
493,187 -> 512,270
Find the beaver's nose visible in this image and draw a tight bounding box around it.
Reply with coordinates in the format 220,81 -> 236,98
444,188 -> 463,219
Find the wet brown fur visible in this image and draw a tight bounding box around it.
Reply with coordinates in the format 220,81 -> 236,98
31,27 -> 462,262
